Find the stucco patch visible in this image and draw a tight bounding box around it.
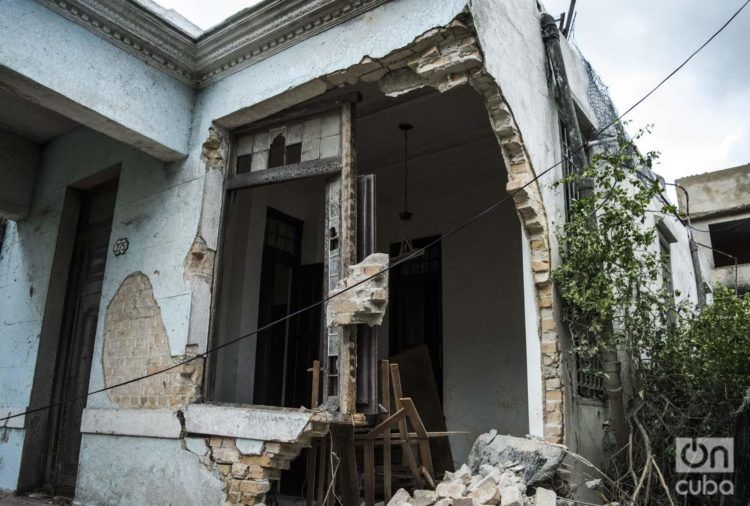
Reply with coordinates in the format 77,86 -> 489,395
102,272 -> 203,408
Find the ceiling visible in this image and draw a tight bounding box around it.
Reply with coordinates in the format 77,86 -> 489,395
355,83 -> 497,174
0,87 -> 79,143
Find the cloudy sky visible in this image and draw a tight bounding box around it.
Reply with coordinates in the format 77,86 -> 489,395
157,0 -> 750,185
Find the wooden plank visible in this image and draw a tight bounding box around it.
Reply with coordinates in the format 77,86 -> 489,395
390,346 -> 454,476
363,408 -> 406,439
380,359 -> 392,502
310,360 -> 320,408
227,157 -> 341,189
316,437 -> 327,506
306,440 -> 317,506
330,423 -> 359,506
364,439 -> 375,506
401,397 -> 434,479
338,101 -> 358,415
390,364 -> 423,488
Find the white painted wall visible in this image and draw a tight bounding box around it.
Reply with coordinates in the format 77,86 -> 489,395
367,135 -> 528,465
0,0 -> 194,159
0,126 -> 201,489
0,0 -> 623,494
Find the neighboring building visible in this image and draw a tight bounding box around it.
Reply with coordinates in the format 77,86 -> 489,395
0,0 -> 709,504
677,164 -> 750,296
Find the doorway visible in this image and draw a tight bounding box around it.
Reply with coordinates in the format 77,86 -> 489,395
388,236 -> 443,399
46,179 -> 117,495
253,207 -> 323,408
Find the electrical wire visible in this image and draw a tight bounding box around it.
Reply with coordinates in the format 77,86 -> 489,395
2,0 -> 748,425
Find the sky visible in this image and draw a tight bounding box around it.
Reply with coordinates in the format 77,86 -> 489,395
157,0 -> 750,185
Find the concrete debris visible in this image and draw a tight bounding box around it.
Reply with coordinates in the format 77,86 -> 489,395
467,430 -> 565,486
326,253 -> 389,327
391,432 -> 566,506
532,487 -> 557,506
584,478 -> 602,490
387,487 -> 411,505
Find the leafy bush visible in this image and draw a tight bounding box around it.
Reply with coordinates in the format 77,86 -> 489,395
553,132 -> 750,504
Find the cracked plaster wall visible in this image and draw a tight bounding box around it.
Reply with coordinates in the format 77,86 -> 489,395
0,126 -> 204,490
0,0 -> 194,159
0,0 -> 611,495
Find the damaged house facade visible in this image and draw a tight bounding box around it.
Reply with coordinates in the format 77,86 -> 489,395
0,0 -> 710,504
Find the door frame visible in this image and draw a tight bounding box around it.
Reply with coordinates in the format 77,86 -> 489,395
18,168 -> 120,494
252,207 -> 304,407
204,93 -> 362,414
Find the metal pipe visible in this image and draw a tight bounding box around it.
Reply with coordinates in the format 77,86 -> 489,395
542,13 -> 629,450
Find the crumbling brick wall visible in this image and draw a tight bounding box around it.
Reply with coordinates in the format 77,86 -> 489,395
103,272 -> 202,408
323,16 -> 564,443
196,420 -> 327,506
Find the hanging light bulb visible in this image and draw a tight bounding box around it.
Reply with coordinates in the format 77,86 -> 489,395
392,123 -> 422,264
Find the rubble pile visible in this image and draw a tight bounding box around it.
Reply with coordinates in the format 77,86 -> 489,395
386,431 -> 565,506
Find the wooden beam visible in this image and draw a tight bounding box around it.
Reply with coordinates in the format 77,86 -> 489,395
316,437 -> 327,506
227,157 -> 341,189
364,439 -> 375,506
364,408 -> 406,439
380,359 -> 392,502
401,397 -> 434,479
338,101 -> 358,415
305,441 -> 317,506
330,423 -> 358,506
310,360 -> 320,408
390,363 -> 423,488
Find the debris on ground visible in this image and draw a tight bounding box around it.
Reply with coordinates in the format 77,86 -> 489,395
385,430 -> 566,505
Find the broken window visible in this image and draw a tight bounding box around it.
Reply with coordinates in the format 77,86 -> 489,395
709,218 -> 750,267
208,94 -> 362,414
232,108 -> 341,179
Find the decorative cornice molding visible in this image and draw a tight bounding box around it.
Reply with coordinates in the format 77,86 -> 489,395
35,0 -> 389,88
38,0 -> 196,84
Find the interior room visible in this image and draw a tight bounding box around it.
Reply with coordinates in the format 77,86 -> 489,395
356,85 -> 529,464
208,83 -> 530,482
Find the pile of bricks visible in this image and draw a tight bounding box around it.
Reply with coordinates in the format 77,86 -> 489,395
386,463 -> 557,506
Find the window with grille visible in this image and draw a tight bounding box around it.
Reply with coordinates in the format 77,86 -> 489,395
575,351 -> 606,401
559,122 -> 579,221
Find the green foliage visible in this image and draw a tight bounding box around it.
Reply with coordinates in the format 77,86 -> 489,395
552,130 -> 750,503
642,286 -> 750,435
552,129 -> 676,361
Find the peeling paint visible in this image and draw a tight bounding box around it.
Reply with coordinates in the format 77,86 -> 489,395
102,272 -> 203,408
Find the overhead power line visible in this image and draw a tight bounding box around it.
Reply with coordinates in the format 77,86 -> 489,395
2,0 -> 748,424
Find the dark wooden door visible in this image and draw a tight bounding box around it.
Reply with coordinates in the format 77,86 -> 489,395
284,263 -> 323,409
48,180 -> 117,495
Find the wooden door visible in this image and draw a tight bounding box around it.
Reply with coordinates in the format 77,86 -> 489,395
253,208 -> 304,407
47,180 -> 117,495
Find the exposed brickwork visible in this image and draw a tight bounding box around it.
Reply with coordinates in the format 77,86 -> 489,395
103,272 -> 203,408
201,126 -> 227,169
201,421 -> 328,505
184,235 -> 215,281
322,16 -> 564,443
